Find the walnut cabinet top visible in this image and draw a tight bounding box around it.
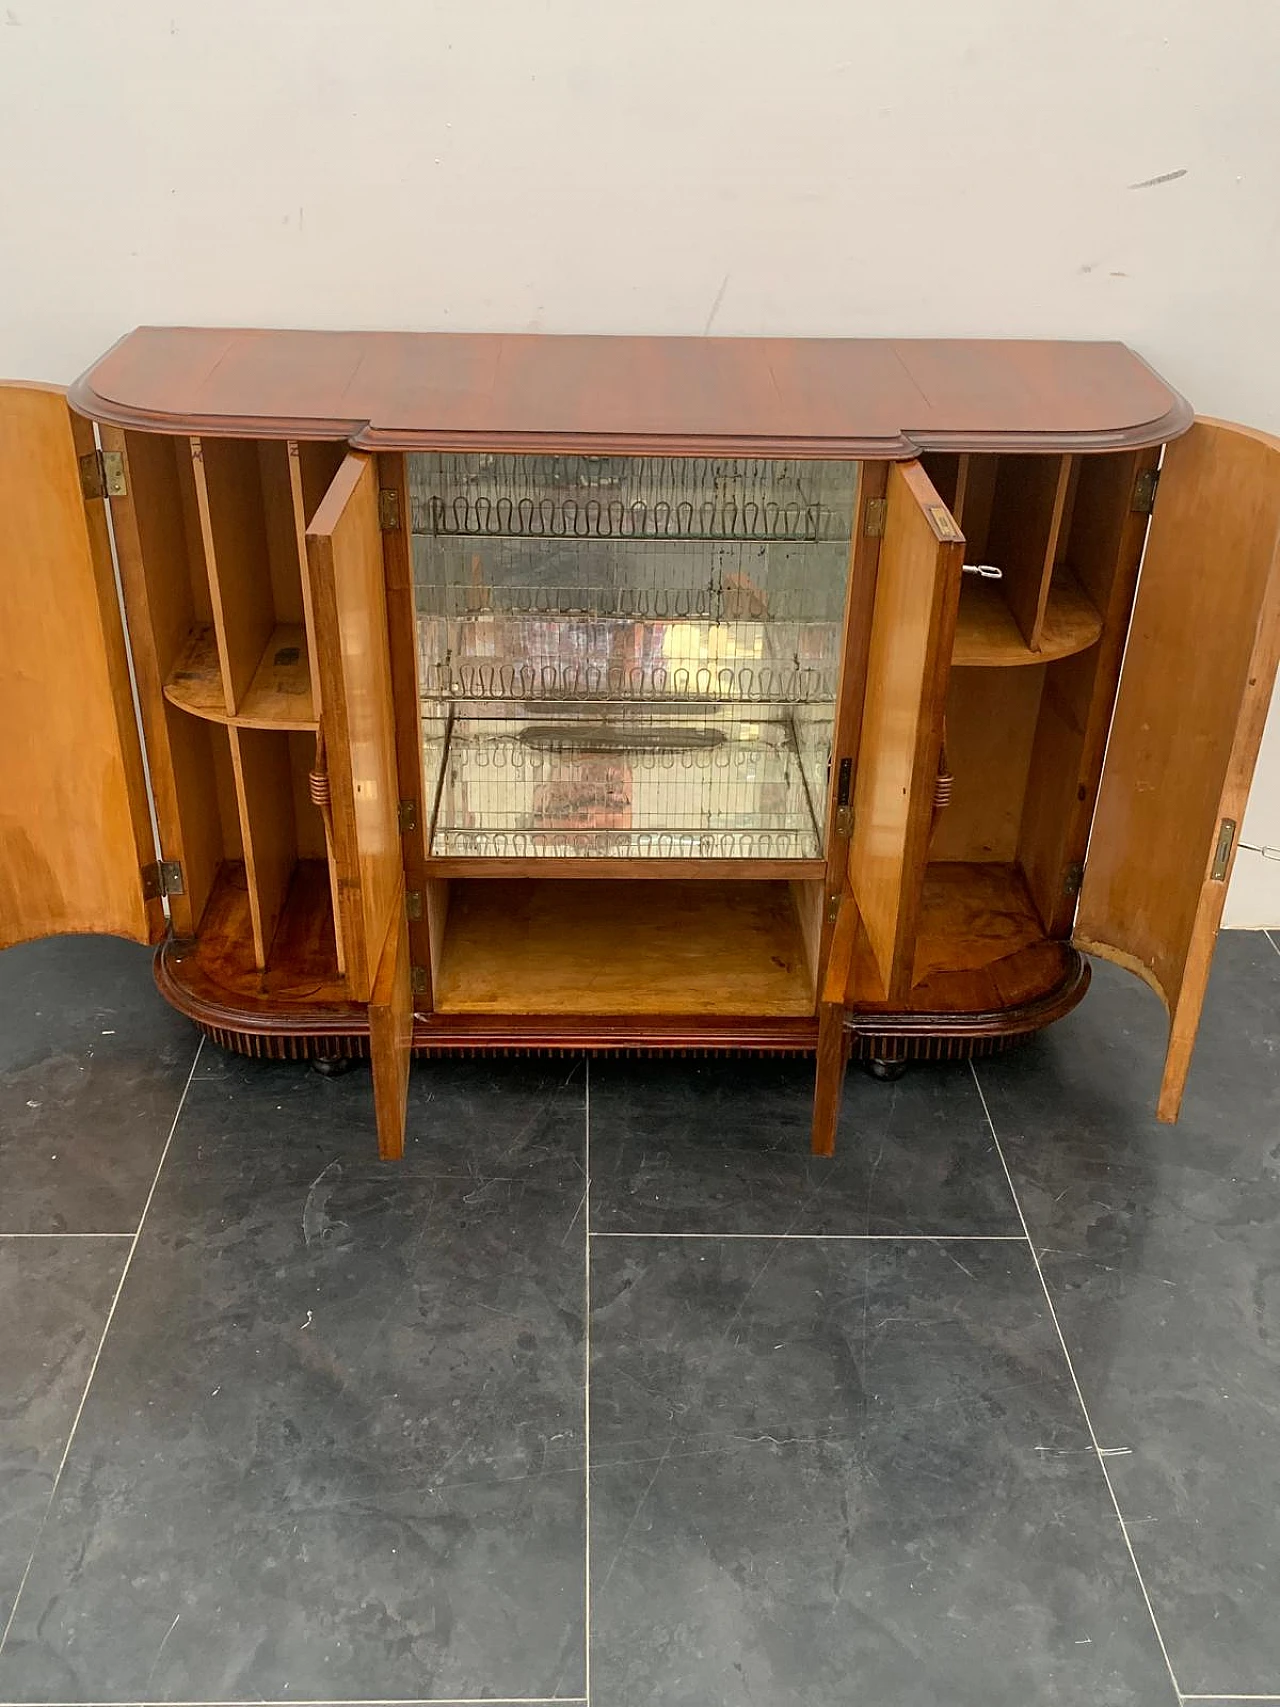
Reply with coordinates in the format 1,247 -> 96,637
70,328 -> 1190,457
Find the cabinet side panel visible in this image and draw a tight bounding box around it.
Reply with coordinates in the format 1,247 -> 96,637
0,387 -> 159,949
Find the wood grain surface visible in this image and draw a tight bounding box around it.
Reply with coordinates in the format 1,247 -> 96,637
0,385 -> 161,949
1075,419 -> 1280,1120
70,328 -> 1191,456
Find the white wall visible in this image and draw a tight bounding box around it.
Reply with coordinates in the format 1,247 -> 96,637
2,0 -> 1279,918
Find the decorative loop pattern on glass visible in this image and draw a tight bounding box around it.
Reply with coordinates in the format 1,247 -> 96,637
411,455 -> 856,542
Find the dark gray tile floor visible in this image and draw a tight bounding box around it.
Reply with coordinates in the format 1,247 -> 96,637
0,930 -> 1277,1704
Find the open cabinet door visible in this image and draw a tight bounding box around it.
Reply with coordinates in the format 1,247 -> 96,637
306,452 -> 411,1158
0,384 -> 162,950
846,461 -> 964,1002
1075,420 -> 1280,1120
812,462 -> 962,1156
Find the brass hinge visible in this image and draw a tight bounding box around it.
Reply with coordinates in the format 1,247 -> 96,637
826,892 -> 842,924
379,488 -> 401,530
141,859 -> 184,901
78,448 -> 127,501
863,497 -> 887,538
397,798 -> 418,834
1210,817 -> 1237,882
1131,468 -> 1160,515
410,965 -> 429,996
1063,861 -> 1084,898
406,889 -> 424,922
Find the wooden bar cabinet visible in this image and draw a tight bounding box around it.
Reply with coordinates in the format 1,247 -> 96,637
2,329 -> 1278,1159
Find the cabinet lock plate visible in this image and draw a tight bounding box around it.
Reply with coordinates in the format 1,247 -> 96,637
834,755 -> 853,837
1210,818 -> 1237,882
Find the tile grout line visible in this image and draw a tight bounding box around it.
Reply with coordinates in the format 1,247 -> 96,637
583,1057 -> 592,1707
1266,929 -> 1280,957
0,1037 -> 205,1658
590,1231 -> 1028,1241
969,1061 -> 1184,1706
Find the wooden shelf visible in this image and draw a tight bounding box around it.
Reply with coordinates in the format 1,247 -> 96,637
850,860 -> 1072,1016
434,879 -> 815,1016
238,624 -> 315,727
164,622 -> 315,729
953,568 -> 1102,667
163,624 -> 225,718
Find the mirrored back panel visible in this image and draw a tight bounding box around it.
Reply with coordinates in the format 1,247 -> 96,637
410,454 -> 859,862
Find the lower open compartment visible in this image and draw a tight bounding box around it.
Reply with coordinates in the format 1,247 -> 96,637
427,878 -> 819,1016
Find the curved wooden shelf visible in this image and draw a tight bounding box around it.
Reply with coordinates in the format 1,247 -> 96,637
164,623 -> 317,730
953,568 -> 1103,667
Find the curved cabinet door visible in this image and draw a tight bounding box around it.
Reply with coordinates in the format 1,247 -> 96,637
1075,419 -> 1280,1120
0,384 -> 162,950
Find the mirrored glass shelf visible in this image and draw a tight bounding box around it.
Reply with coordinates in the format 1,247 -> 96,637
427,706 -> 825,861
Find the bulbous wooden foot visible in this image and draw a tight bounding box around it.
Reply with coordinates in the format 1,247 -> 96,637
310,1055 -> 359,1078
865,1057 -> 908,1083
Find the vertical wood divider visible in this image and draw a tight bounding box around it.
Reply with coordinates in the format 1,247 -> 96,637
186,436 -> 239,716
229,724 -> 298,969
987,455 -> 1076,650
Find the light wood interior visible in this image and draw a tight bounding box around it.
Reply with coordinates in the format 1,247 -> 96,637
116,432 -> 340,964
107,428 -> 236,937
909,449 -> 1155,984
925,451 -> 1106,668
433,880 -> 815,1015
181,438 -> 318,726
